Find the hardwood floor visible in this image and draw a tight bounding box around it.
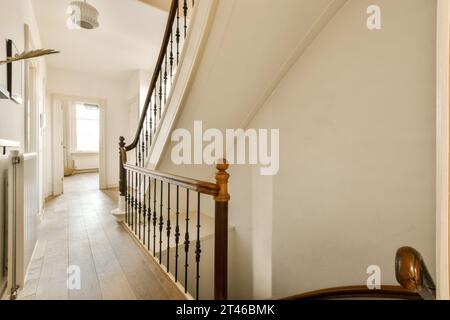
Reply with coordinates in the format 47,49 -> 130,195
19,173 -> 185,300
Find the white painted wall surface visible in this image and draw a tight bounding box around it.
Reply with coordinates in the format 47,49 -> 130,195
267,0 -> 436,298
126,70 -> 152,158
45,67 -> 129,189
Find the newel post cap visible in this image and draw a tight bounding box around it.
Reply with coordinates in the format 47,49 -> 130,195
119,136 -> 126,148
215,159 -> 230,202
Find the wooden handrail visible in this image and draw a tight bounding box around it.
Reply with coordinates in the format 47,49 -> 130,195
395,246 -> 436,300
121,159 -> 230,300
125,0 -> 179,152
282,285 -> 421,300
282,246 -> 435,300
124,163 -> 220,196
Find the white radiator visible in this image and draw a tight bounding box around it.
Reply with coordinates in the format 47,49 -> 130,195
0,154 -> 9,297
72,153 -> 99,171
7,151 -> 38,298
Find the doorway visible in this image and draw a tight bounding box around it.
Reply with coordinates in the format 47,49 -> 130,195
51,95 -> 106,195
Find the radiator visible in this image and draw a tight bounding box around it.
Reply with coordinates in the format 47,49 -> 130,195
0,154 -> 8,297
72,154 -> 99,171
7,151 -> 38,298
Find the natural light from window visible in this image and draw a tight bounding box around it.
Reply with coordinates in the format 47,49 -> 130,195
76,103 -> 99,152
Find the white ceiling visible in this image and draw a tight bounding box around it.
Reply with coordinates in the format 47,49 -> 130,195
32,0 -> 168,80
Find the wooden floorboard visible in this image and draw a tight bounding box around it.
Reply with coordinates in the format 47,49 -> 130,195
19,173 -> 186,300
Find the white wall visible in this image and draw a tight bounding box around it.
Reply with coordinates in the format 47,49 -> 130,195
45,67 -> 129,190
262,0 -> 436,298
0,0 -> 44,148
126,70 -> 152,153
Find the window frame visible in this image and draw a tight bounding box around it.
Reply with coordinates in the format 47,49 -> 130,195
73,102 -> 100,153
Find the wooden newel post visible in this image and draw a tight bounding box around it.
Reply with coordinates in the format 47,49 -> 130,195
214,160 -> 230,300
119,136 -> 127,197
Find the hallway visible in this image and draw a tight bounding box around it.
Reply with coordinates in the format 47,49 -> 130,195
19,173 -> 185,300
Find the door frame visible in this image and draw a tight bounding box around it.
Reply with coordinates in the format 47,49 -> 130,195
51,96 -> 64,196
436,0 -> 450,300
24,24 -> 38,154
51,94 -> 107,192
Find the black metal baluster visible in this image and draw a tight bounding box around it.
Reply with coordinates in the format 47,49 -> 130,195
184,189 -> 190,293
149,97 -> 153,147
153,179 -> 157,256
134,170 -> 138,234
138,172 -> 142,239
148,177 -> 152,251
154,86 -> 158,135
176,5 -> 180,65
143,175 -> 147,246
183,0 -> 188,39
135,146 -> 138,234
135,147 -> 138,167
175,186 -> 180,282
141,133 -> 145,167
125,170 -> 129,225
129,170 -> 133,226
170,29 -> 174,84
159,181 -> 164,263
131,173 -> 133,228
164,53 -> 168,107
145,115 -> 149,157
128,170 -> 132,227
195,192 -> 201,300
138,138 -> 142,168
143,132 -> 146,166
131,167 -> 135,231
159,71 -> 163,119
166,184 -> 171,272
128,171 -> 131,227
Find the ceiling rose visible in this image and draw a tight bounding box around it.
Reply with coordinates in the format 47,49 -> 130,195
67,0 -> 100,30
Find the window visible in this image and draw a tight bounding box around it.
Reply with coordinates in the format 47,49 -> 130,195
75,103 -> 99,152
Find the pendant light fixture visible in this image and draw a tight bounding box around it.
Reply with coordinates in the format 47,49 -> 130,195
67,0 -> 100,30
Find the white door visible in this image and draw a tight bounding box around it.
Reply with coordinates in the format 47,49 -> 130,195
52,98 -> 64,195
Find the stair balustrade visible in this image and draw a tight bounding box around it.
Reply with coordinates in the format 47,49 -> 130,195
117,0 -> 229,300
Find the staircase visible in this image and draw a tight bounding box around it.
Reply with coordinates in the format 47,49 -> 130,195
113,0 -> 438,301
114,0 -> 230,300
